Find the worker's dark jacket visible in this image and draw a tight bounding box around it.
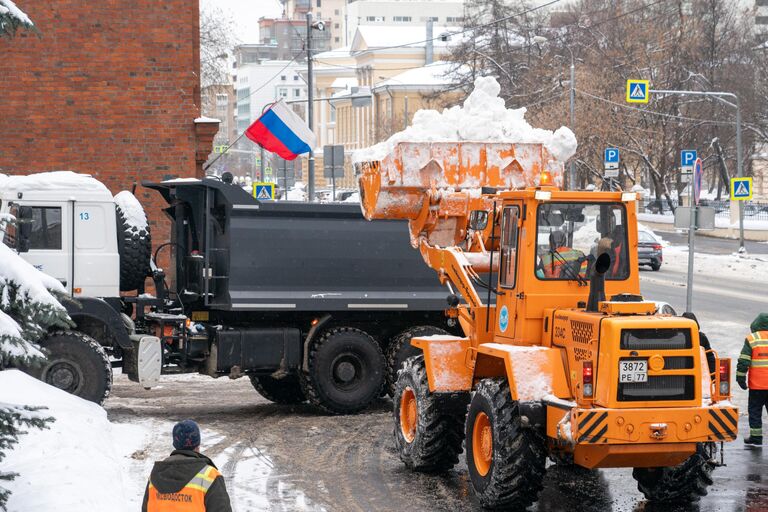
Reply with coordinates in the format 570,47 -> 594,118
142,450 -> 232,512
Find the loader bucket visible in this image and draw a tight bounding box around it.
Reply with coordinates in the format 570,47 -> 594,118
355,142 -> 563,221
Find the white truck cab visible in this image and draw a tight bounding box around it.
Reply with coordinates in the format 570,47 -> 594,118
0,172 -> 120,298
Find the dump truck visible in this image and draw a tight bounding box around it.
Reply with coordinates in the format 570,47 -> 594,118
1,172 -> 455,414
356,142 -> 738,508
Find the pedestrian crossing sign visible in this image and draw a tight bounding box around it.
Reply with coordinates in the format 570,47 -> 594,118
253,182 -> 275,200
626,79 -> 650,103
730,177 -> 752,201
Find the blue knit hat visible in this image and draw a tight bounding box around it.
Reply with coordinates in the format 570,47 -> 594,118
172,420 -> 201,450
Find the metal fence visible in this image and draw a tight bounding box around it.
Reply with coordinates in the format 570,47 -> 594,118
639,198 -> 768,221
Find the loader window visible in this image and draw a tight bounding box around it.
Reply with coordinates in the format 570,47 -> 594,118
499,206 -> 519,288
536,203 -> 628,281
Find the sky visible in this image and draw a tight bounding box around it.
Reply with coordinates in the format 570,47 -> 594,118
203,0 -> 282,43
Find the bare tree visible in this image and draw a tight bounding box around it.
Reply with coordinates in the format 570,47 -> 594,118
200,5 -> 238,89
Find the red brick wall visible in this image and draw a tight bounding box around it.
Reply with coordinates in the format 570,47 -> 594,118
0,0 -> 206,245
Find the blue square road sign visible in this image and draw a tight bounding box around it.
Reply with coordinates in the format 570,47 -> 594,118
681,150 -> 697,169
604,148 -> 619,164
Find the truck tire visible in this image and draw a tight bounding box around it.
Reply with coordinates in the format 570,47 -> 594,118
465,378 -> 546,510
301,327 -> 385,414
393,355 -> 464,472
632,443 -> 715,503
23,331 -> 112,404
249,374 -> 306,405
386,325 -> 449,397
115,192 -> 151,292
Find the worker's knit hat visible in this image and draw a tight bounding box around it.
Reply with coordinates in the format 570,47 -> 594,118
751,313 -> 768,333
172,420 -> 201,450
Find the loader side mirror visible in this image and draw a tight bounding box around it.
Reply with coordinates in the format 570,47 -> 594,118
468,210 -> 488,231
16,206 -> 33,253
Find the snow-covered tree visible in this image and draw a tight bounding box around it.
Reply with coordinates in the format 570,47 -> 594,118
0,0 -> 36,38
0,214 -> 73,509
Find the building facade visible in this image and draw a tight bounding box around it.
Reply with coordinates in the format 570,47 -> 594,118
344,0 -> 464,44
0,0 -> 214,243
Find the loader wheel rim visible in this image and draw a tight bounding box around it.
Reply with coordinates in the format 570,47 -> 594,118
473,412 -> 493,477
400,387 -> 418,443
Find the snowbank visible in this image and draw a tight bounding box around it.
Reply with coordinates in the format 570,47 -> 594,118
0,370 -> 147,512
352,76 -> 577,163
114,190 -> 148,231
286,182 -> 307,201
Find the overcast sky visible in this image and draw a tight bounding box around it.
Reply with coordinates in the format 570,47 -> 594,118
202,0 -> 282,43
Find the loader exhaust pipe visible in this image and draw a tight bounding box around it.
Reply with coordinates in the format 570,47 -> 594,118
586,253 -> 612,312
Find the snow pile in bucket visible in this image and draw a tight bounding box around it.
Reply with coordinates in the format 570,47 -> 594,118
114,191 -> 148,232
353,76 -> 577,163
0,370 -> 147,512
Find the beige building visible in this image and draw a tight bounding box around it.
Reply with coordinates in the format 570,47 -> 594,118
753,144 -> 768,200
302,24 -> 464,191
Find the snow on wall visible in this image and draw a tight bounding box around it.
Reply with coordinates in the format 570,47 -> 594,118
481,343 -> 554,401
352,76 -> 577,164
0,370 -> 147,512
114,190 -> 148,231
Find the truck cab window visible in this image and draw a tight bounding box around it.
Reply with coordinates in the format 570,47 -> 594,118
29,207 -> 62,250
499,206 -> 519,288
536,202 -> 628,281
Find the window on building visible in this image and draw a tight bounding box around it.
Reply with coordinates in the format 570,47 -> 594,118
294,89 -> 301,97
335,37 -> 340,43
330,105 -> 336,123
446,16 -> 463,23
335,9 -> 339,15
293,75 -> 299,80
316,0 -> 321,6
393,16 -> 412,22
366,16 -> 384,22
421,16 -> 438,22
281,75 -> 286,81
334,23 -> 339,29
279,88 -> 288,98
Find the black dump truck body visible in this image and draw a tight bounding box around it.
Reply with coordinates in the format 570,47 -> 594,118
139,178 -> 457,413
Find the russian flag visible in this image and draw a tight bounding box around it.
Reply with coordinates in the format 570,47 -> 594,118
244,100 -> 317,161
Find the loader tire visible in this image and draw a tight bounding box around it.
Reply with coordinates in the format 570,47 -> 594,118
301,327 -> 385,414
632,442 -> 716,503
386,325 -> 449,397
466,378 -> 546,510
22,331 -> 112,404
393,355 -> 464,472
115,193 -> 151,292
249,374 -> 306,404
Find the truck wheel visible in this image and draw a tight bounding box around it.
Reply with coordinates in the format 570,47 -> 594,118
301,327 -> 385,414
632,443 -> 715,503
249,374 -> 306,405
651,260 -> 661,271
393,355 -> 464,472
466,378 -> 546,510
23,331 -> 112,404
115,191 -> 151,292
386,325 -> 448,397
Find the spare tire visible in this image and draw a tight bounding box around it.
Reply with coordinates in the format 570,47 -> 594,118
114,191 -> 151,291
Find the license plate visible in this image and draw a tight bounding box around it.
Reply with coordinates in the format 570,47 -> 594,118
619,360 -> 648,383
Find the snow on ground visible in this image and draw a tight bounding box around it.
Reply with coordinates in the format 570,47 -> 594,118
353,76 -> 577,164
286,182 -> 307,201
0,370 -> 148,512
114,190 -> 148,231
638,212 -> 768,231
662,244 -> 768,284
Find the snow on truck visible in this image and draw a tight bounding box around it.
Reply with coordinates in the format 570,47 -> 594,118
0,171 -> 456,414
355,79 -> 738,508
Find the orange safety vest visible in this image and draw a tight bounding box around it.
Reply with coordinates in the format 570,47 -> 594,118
747,331 -> 768,390
541,247 -> 587,278
147,465 -> 220,512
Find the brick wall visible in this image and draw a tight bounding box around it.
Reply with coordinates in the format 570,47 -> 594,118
0,1 -> 211,245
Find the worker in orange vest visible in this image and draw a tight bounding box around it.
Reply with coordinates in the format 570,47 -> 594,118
736,313 -> 768,446
142,420 -> 232,511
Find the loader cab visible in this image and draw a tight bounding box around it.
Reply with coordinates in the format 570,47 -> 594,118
491,190 -> 640,345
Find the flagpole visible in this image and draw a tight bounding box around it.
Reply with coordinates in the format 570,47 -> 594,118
202,131 -> 248,172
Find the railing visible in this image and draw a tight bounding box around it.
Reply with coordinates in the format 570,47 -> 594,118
639,199 -> 768,221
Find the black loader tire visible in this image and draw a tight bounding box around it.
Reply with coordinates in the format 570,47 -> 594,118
250,374 -> 306,404
632,442 -> 716,503
22,331 -> 112,404
301,327 -> 385,414
386,325 -> 449,397
392,355 -> 464,472
115,193 -> 151,292
465,378 -> 547,510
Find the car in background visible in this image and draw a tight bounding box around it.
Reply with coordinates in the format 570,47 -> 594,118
638,229 -> 663,271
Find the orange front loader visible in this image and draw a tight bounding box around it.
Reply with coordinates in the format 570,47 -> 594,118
356,142 -> 737,510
